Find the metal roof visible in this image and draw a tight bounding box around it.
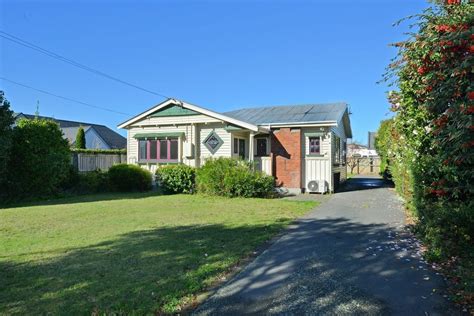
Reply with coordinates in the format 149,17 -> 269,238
223,103 -> 348,125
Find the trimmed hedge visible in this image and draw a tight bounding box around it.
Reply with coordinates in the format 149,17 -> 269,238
196,157 -> 274,198
108,164 -> 152,192
8,118 -> 71,199
70,148 -> 126,155
156,165 -> 195,194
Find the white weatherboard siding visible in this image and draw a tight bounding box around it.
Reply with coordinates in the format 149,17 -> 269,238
200,123 -> 232,160
331,117 -> 348,184
302,127 -> 332,192
133,114 -> 220,126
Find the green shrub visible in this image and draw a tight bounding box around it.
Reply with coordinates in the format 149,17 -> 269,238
108,164 -> 152,192
0,91 -> 14,200
156,164 -> 195,194
75,170 -> 109,194
196,157 -> 274,198
8,118 -> 70,199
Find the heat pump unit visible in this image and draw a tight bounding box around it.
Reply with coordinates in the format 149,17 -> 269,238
307,180 -> 327,194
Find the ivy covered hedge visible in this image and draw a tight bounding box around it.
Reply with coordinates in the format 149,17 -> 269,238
377,0 -> 473,305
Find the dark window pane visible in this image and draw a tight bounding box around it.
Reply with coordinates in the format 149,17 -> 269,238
234,138 -> 238,154
256,138 -> 267,156
150,141 -> 157,160
309,137 -> 320,154
160,140 -> 168,160
239,139 -> 245,159
139,140 -> 147,160
170,140 -> 178,160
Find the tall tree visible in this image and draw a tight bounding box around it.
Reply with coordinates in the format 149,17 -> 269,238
0,91 -> 14,197
75,126 -> 86,149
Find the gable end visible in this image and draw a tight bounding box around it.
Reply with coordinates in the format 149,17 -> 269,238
149,105 -> 200,117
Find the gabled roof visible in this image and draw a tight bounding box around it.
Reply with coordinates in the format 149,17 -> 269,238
224,103 -> 347,125
118,100 -> 352,138
14,113 -> 126,149
117,99 -> 261,132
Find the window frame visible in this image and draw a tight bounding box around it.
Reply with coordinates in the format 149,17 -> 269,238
138,138 -> 179,163
308,136 -> 321,155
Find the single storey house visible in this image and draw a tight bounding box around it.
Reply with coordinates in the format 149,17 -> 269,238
14,113 -> 126,149
118,99 -> 352,193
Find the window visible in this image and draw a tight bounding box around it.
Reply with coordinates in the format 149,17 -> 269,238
233,138 -> 239,154
138,138 -> 179,163
342,141 -> 347,164
238,139 -> 245,159
309,137 -> 321,155
170,139 -> 178,160
139,140 -> 147,160
150,141 -> 157,160
256,138 -> 268,156
159,139 -> 168,160
335,136 -> 341,164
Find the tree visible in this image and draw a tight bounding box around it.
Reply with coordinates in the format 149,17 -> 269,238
75,126 -> 86,149
0,91 -> 14,197
8,118 -> 70,198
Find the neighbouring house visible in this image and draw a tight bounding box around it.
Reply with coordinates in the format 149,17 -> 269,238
347,143 -> 378,158
14,113 -> 126,149
118,99 -> 352,193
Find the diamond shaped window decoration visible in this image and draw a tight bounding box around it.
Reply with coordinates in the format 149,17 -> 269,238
203,131 -> 224,154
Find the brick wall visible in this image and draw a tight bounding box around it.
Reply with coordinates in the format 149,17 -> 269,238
271,128 -> 302,189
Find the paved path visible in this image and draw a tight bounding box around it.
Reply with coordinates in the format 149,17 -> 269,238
194,176 -> 457,315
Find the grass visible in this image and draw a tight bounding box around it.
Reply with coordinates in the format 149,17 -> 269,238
0,193 -> 317,314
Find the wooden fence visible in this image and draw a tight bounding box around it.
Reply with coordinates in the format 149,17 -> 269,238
347,156 -> 381,175
71,153 -> 126,172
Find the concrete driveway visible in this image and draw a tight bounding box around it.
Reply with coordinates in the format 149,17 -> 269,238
194,176 -> 457,315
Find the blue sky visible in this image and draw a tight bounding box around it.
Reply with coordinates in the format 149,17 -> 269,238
1,0 -> 428,143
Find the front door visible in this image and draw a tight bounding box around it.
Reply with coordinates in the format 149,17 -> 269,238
239,139 -> 245,159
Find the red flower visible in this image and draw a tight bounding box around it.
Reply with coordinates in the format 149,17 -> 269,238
469,46 -> 474,54
417,67 -> 428,75
446,0 -> 460,4
467,106 -> 474,114
436,25 -> 450,32
427,86 -> 433,92
443,159 -> 450,165
468,91 -> 474,100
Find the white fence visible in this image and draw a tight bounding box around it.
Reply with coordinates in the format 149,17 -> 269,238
71,153 -> 126,172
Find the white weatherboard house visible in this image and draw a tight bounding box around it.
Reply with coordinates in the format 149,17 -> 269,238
118,99 -> 352,193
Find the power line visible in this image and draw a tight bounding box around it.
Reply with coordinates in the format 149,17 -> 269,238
0,77 -> 132,116
0,30 -> 171,99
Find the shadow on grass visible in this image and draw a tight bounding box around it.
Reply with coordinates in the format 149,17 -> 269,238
1,218 -> 454,315
0,223 -> 288,315
0,191 -> 162,210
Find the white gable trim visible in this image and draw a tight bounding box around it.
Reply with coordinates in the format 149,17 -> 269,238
118,99 -> 260,132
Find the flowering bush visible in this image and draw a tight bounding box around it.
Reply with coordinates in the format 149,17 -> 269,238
378,0 -> 473,292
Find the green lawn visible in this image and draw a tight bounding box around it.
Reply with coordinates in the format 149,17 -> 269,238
0,193 -> 316,314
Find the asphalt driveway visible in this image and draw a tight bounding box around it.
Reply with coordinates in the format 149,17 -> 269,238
194,176 -> 456,315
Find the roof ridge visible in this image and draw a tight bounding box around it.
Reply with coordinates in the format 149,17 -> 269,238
20,113 -> 109,127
